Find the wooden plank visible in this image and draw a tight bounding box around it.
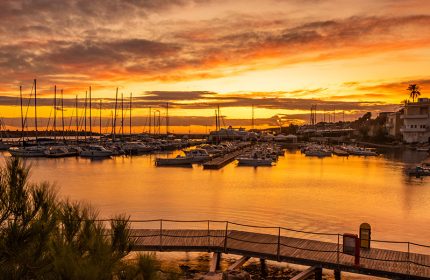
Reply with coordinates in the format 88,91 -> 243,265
209,252 -> 221,273
227,256 -> 251,271
290,266 -> 321,280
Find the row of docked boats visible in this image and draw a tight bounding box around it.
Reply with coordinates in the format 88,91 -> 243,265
236,144 -> 284,166
155,142 -> 250,166
301,144 -> 378,158
5,138 -> 203,159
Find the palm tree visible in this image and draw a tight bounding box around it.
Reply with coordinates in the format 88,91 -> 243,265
407,84 -> 421,102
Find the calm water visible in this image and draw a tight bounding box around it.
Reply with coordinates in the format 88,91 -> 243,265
1,149 -> 430,250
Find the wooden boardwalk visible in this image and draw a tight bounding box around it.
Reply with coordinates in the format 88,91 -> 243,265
129,226 -> 430,279
203,149 -> 248,169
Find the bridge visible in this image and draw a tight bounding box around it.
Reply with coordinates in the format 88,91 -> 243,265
124,219 -> 430,280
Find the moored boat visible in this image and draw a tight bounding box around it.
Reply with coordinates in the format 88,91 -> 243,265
80,145 -> 113,158
44,146 -> 78,158
9,146 -> 46,157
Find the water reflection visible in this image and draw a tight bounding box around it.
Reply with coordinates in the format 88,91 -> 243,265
0,149 -> 429,247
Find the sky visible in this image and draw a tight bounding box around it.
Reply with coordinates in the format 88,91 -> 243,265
0,0 -> 430,133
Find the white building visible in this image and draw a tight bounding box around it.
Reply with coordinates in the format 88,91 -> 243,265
386,110 -> 403,139
401,98 -> 430,143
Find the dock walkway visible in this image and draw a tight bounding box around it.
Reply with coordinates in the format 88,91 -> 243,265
125,220 -> 430,279
203,148 -> 249,169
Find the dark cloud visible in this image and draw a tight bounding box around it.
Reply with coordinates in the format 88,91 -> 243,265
0,91 -> 397,112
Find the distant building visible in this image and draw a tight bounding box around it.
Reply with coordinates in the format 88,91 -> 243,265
386,110 -> 403,139
208,126 -> 257,142
401,98 -> 430,143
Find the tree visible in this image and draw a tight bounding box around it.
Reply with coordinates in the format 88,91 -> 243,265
407,84 -> 421,102
0,157 -> 133,279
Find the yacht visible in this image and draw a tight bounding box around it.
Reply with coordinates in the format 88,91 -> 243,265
44,146 -> 77,158
9,146 -> 46,157
237,151 -> 274,166
182,148 -> 211,161
80,145 -> 113,158
155,149 -> 211,166
122,141 -> 154,155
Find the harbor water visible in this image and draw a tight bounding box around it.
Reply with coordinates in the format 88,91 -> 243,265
1,149 -> 429,250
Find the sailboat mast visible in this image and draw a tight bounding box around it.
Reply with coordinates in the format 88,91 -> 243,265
121,93 -> 124,137
251,104 -> 254,130
53,85 -> 57,141
99,100 -> 102,141
129,93 -> 132,136
75,95 -> 78,143
89,86 -> 92,138
84,91 -> 87,141
61,89 -> 65,140
34,79 -> 38,143
148,107 -> 151,134
166,102 -> 169,135
113,88 -> 118,141
19,85 -> 24,139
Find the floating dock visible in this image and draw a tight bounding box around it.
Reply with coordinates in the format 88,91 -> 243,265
203,149 -> 248,170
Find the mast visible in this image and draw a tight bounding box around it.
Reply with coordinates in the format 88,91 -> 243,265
217,105 -> 220,130
53,85 -> 57,141
333,106 -> 336,123
61,89 -> 65,140
99,99 -> 102,141
215,110 -> 218,132
113,88 -> 118,141
251,104 -> 254,130
121,92 -> 124,138
19,85 -> 24,139
75,95 -> 78,143
129,93 -> 132,136
34,79 -> 38,143
89,86 -> 92,138
166,102 -> 169,135
84,91 -> 87,141
99,100 -> 102,142
148,107 -> 151,134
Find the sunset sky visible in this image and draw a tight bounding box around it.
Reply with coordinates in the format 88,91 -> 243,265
1,0 -> 430,132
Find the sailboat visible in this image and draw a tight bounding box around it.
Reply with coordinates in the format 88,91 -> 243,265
0,117 -> 10,150
9,79 -> 46,157
44,86 -> 79,158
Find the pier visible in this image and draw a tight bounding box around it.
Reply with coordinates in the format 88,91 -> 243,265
203,144 -> 251,169
203,149 -> 246,169
125,220 -> 430,279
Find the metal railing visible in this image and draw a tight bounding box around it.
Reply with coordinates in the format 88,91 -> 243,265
98,218 -> 430,277
9,217 -> 427,277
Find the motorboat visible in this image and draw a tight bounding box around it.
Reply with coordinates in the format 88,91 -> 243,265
122,141 -> 154,155
156,149 -> 211,166
80,145 -> 113,158
182,148 -> 211,162
8,146 -> 46,157
44,146 -> 77,158
342,146 -> 378,156
305,149 -> 332,157
237,151 -> 274,166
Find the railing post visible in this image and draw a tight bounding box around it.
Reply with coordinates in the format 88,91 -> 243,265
207,220 -> 210,251
224,221 -> 229,253
337,234 -> 340,267
407,242 -> 410,278
277,227 -> 281,261
160,219 -> 163,251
